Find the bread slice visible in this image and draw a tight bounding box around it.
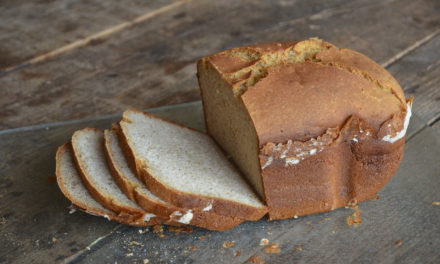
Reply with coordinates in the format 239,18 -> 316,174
104,128 -> 245,231
56,143 -> 162,226
71,128 -> 147,217
119,110 -> 267,221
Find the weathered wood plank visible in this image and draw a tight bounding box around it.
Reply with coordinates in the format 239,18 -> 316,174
0,0 -> 177,71
0,101 -> 430,263
388,33 -> 440,132
1,0 -> 439,130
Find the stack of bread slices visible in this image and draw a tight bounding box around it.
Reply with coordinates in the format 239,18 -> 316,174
56,110 -> 267,231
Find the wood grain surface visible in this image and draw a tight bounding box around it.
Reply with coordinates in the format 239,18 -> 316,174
0,0 -> 439,131
0,0 -> 178,71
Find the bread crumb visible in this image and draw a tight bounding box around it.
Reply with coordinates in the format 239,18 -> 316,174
296,246 -> 302,251
347,205 -> 362,226
188,245 -> 197,251
267,232 -> 272,236
183,249 -> 189,255
199,235 -> 205,240
235,251 -> 241,257
223,241 -> 235,248
168,226 -> 193,234
264,243 -> 280,254
153,225 -> 163,233
0,217 -> 6,225
138,229 -> 148,234
347,199 -> 358,208
259,238 -> 269,246
394,240 -> 402,246
158,233 -> 164,238
324,217 -> 331,221
368,194 -> 380,201
52,237 -> 58,243
249,255 -> 264,263
129,241 -> 144,247
143,259 -> 149,264
293,215 -> 298,219
126,252 -> 133,257
432,201 -> 440,206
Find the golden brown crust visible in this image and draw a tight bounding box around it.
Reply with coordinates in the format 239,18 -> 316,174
315,47 -> 406,104
119,111 -> 267,221
199,38 -> 410,220
205,39 -> 405,144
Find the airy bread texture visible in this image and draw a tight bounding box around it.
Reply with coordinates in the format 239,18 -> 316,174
119,110 -> 267,221
104,128 -> 244,230
56,143 -> 162,226
198,38 -> 411,219
72,128 -> 147,217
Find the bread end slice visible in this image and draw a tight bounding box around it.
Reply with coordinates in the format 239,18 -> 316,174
55,143 -> 164,226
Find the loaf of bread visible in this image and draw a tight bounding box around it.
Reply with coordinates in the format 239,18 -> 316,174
197,38 -> 412,220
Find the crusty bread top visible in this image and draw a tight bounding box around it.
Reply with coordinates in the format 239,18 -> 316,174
200,38 -> 408,145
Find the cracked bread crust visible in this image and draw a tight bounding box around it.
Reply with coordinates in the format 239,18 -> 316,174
198,38 -> 411,219
206,38 -> 406,144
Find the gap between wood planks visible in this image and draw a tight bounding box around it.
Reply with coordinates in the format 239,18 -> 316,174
381,28 -> 440,68
1,0 -> 438,78
428,114 -> 440,127
60,224 -> 123,264
0,0 -> 192,77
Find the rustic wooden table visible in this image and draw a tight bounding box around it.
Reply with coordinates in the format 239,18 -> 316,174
1,0 -> 439,263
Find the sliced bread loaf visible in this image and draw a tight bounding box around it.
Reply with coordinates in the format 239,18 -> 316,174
104,128 -> 245,231
56,143 -> 162,226
71,128 -> 147,217
119,110 -> 267,221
